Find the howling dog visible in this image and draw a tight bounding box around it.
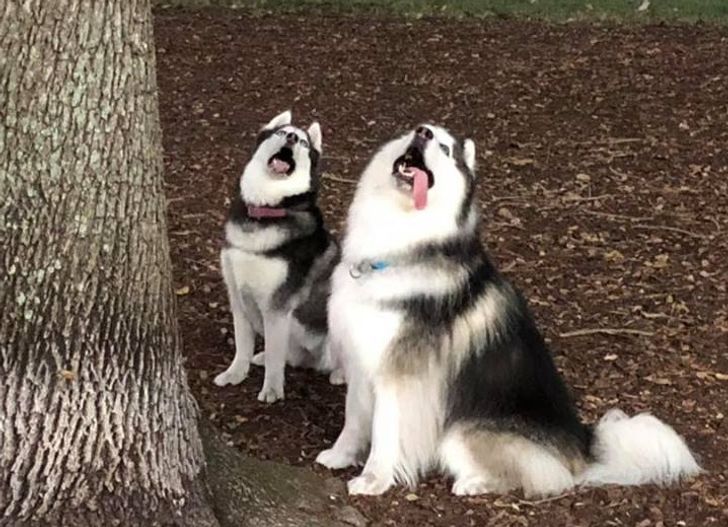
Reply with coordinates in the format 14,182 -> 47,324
214,111 -> 341,403
316,124 -> 700,496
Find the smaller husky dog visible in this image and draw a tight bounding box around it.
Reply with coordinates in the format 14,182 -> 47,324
214,111 -> 341,403
316,124 -> 701,496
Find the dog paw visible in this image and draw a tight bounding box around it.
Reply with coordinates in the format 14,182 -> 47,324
328,368 -> 346,386
257,382 -> 284,403
452,476 -> 493,496
347,473 -> 393,496
316,448 -> 358,470
213,364 -> 249,387
251,352 -> 265,367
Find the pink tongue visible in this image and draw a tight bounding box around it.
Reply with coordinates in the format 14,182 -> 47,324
410,168 -> 429,210
270,158 -> 290,174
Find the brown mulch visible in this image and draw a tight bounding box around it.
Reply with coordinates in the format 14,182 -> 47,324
154,9 -> 728,526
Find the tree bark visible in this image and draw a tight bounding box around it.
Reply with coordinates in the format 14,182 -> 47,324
0,1 -> 213,524
0,2 -> 366,526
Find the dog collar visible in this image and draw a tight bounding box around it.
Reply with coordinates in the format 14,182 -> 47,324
349,259 -> 390,279
247,205 -> 287,219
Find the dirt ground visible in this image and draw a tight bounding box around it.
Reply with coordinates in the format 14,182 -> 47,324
154,9 -> 728,526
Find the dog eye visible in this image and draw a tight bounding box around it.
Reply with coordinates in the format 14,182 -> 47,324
275,129 -> 286,137
439,143 -> 451,156
299,138 -> 310,148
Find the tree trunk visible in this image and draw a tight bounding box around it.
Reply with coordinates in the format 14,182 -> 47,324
0,1 -> 212,524
0,2 -> 365,526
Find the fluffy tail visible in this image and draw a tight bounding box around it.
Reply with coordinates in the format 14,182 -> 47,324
580,409 -> 702,486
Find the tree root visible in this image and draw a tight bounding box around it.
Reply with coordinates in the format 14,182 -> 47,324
199,421 -> 367,527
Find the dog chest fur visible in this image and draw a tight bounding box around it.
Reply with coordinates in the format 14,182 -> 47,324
223,245 -> 287,310
329,265 -> 403,376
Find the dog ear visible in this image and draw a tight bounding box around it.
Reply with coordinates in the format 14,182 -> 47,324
463,139 -> 476,173
262,110 -> 292,131
307,122 -> 322,152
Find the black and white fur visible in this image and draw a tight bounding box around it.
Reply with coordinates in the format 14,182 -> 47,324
316,124 -> 701,496
214,111 -> 342,403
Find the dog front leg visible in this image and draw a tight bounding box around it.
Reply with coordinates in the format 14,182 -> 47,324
316,372 -> 373,469
347,383 -> 398,495
257,311 -> 289,403
214,249 -> 255,386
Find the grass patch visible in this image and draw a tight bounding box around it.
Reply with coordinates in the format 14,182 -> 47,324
156,0 -> 728,23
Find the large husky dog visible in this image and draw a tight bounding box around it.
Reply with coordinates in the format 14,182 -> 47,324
214,111 -> 341,403
316,124 -> 701,496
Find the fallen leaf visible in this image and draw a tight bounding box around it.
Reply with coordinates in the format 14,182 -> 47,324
498,207 -> 514,220
646,376 -> 672,386
604,250 -> 625,263
653,254 -> 670,268
508,157 -> 535,166
703,496 -> 719,506
175,286 -> 190,296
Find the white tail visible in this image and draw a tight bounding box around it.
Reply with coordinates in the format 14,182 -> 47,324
580,409 -> 702,486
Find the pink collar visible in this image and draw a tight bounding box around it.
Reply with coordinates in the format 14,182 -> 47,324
247,205 -> 287,219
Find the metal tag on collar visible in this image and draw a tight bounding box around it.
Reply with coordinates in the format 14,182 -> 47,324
349,263 -> 364,279
349,259 -> 390,279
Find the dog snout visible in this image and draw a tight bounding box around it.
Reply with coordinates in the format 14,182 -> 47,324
416,126 -> 434,141
412,126 -> 433,151
286,132 -> 298,145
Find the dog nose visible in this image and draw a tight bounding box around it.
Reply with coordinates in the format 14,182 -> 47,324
286,132 -> 298,145
416,126 -> 434,141
412,126 -> 433,150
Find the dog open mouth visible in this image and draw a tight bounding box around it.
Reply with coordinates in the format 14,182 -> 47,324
392,147 -> 434,210
268,147 -> 296,176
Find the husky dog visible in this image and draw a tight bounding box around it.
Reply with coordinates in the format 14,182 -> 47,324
214,110 -> 341,403
316,124 -> 701,496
